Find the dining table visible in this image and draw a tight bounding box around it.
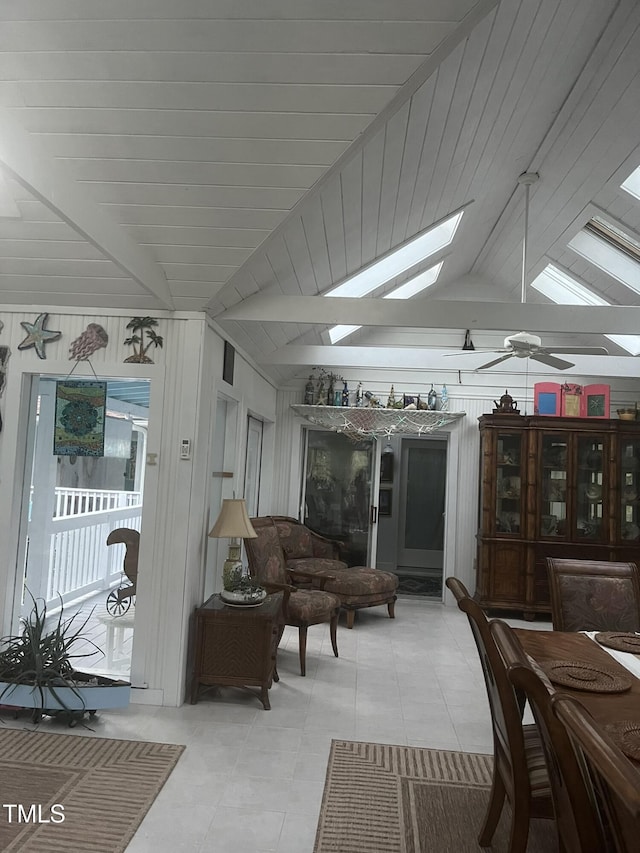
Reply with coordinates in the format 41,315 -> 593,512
514,628 -> 640,768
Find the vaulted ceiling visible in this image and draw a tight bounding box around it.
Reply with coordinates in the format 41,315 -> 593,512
1,0 -> 640,383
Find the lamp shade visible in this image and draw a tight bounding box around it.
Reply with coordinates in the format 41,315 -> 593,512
208,499 -> 257,539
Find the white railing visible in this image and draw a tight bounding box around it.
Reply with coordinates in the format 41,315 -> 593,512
44,488 -> 142,607
54,487 -> 141,518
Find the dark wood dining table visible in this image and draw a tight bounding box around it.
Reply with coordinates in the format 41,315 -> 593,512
514,628 -> 640,768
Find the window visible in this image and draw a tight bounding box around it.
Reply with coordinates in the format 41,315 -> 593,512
325,205 -> 464,344
531,264 -> 640,355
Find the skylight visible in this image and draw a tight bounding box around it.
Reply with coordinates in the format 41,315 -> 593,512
383,262 -> 443,300
324,210 -> 463,344
568,228 -> 640,296
325,210 -> 463,299
587,217 -> 640,259
621,163 -> 640,201
531,264 -> 640,355
327,262 -> 445,343
329,324 -> 361,344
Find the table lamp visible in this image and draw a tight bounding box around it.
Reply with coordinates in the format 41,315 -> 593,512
208,499 -> 263,603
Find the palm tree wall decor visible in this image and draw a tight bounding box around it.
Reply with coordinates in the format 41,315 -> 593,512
123,317 -> 164,363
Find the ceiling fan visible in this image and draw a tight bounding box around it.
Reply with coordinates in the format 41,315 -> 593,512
475,330 -> 607,371
457,172 -> 608,371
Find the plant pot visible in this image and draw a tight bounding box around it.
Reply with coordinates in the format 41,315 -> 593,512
0,672 -> 130,713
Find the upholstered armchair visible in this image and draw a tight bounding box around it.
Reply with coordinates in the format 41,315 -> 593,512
244,517 -> 340,676
270,516 -> 347,583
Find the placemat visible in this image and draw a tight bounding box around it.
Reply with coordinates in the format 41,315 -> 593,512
603,721 -> 640,762
540,660 -> 633,693
595,632 -> 640,654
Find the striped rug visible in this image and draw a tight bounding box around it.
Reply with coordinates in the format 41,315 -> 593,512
314,740 -> 558,853
0,728 -> 184,853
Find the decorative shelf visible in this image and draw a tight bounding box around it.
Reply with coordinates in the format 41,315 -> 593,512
291,404 -> 466,440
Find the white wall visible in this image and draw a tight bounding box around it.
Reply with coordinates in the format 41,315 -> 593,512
0,306 -> 277,706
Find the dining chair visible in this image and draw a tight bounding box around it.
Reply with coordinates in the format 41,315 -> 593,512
445,577 -> 553,852
546,558 -> 640,632
491,619 -> 607,853
553,694 -> 640,853
244,517 -> 340,676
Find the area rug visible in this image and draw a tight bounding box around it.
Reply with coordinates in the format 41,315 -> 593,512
0,728 -> 185,852
396,573 -> 442,598
314,740 -> 558,853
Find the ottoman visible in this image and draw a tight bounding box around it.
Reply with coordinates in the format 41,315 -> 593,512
321,567 -> 399,629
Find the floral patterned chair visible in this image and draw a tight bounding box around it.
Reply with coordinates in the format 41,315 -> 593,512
270,516 -> 348,583
546,558 -> 640,632
262,516 -> 398,629
244,517 -> 340,676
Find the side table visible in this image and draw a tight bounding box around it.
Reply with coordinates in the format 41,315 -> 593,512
190,592 -> 283,710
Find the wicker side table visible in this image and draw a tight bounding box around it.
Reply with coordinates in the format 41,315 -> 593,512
190,592 -> 283,710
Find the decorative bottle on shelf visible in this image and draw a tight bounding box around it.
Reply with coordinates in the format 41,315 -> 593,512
427,384 -> 437,410
356,382 -> 363,407
441,384 -> 449,411
304,375 -> 315,405
387,385 -> 397,408
342,381 -> 350,406
327,377 -> 334,406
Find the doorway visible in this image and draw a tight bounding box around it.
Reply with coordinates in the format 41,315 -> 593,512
395,438 -> 447,597
16,376 -> 150,678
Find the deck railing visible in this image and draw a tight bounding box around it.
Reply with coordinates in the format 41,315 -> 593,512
44,488 -> 142,607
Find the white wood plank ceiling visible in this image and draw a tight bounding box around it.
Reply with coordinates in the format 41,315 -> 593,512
1,0 -> 640,381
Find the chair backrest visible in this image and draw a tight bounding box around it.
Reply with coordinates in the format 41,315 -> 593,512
491,620 -> 605,853
271,516 -> 315,560
553,694 -> 640,853
444,577 -> 529,798
244,517 -> 288,585
546,558 -> 640,632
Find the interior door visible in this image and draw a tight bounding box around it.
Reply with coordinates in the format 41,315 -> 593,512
244,415 -> 263,517
397,438 -> 447,572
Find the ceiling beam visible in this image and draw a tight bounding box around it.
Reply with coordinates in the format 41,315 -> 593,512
262,345 -> 639,377
0,107 -> 175,310
221,294 -> 640,335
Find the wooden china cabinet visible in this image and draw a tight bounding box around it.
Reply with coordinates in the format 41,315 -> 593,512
476,414 -> 640,619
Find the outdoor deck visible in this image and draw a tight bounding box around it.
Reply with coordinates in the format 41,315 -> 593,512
45,589 -> 135,679
23,486 -> 142,680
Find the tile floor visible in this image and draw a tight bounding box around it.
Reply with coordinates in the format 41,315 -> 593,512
3,595 -> 552,853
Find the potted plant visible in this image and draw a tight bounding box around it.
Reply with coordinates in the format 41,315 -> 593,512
0,594 -> 130,725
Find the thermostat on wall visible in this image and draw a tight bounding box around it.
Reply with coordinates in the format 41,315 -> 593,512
180,439 -> 191,459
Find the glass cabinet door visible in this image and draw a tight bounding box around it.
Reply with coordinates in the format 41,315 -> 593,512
576,435 -> 605,540
620,436 -> 640,542
540,435 -> 568,537
495,432 -> 523,534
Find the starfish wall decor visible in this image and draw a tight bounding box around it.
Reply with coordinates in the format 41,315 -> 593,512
18,312 -> 62,359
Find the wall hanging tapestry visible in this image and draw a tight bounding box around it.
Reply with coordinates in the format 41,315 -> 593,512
54,380 -> 107,457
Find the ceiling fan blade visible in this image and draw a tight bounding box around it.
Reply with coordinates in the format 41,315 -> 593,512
541,346 -> 609,356
530,352 -> 574,370
476,353 -> 514,370
442,349 -> 508,358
